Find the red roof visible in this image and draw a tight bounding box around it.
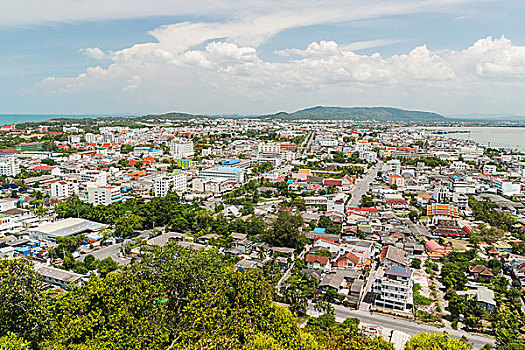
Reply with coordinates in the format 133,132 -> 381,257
348,207 -> 378,212
305,254 -> 330,265
0,148 -> 21,155
333,252 -> 360,267
323,178 -> 343,186
314,237 -> 335,244
32,165 -> 56,171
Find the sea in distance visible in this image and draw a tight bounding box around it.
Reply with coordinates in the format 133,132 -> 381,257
419,126 -> 525,152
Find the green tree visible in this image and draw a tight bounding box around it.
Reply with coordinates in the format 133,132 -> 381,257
0,333 -> 30,350
410,259 -> 422,269
0,259 -> 47,341
360,195 -> 375,207
115,212 -> 144,238
263,212 -> 306,249
404,333 -> 472,350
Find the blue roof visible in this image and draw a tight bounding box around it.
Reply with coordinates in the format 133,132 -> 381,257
212,166 -> 243,172
178,158 -> 192,162
287,180 -> 294,184
385,266 -> 412,278
313,227 -> 326,234
223,159 -> 241,165
1,184 -> 18,189
134,147 -> 151,150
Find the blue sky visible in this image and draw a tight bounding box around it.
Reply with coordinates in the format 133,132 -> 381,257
1,0 -> 525,115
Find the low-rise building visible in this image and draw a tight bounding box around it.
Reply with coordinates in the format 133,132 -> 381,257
51,180 -> 79,199
493,179 -> 521,196
28,218 -> 108,241
36,266 -> 84,290
87,186 -> 123,206
305,254 -> 331,272
200,166 -> 244,183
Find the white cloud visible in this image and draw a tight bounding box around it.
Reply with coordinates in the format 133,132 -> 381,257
452,36 -> 525,78
79,47 -> 108,60
27,0 -> 525,115
342,39 -> 407,51
38,26 -> 525,115
3,0 -> 477,28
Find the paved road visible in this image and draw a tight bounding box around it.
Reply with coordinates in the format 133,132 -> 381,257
78,243 -> 131,265
348,161 -> 382,207
276,247 -> 308,296
307,303 -> 495,349
297,131 -> 315,157
359,261 -> 377,311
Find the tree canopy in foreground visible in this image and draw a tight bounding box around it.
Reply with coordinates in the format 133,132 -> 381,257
0,245 -> 496,350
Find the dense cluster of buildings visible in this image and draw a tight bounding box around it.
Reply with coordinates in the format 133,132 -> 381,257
0,117 -> 524,346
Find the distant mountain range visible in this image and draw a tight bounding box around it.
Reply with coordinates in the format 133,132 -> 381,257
139,106 -> 525,123
260,106 -> 447,122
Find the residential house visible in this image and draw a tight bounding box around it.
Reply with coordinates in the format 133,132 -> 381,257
380,246 -> 407,267
305,254 -> 331,272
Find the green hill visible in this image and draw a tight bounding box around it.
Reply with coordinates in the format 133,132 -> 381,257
263,106 -> 446,121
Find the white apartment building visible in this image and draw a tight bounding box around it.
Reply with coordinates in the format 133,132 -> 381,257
448,179 -> 476,194
460,146 -> 483,157
80,170 -> 107,187
85,133 -> 97,143
154,172 -> 187,196
327,193 -> 347,212
87,186 -> 122,206
451,161 -> 468,171
433,186 -> 448,202
192,177 -> 235,194
51,181 -> 79,199
483,164 -> 497,174
355,141 -> 372,152
493,179 -> 521,196
359,151 -> 377,163
200,166 -> 244,183
258,143 -> 281,155
452,193 -> 469,210
319,139 -> 338,147
0,208 -> 34,233
0,158 -> 20,176
373,266 -> 413,313
68,135 -> 81,144
304,196 -> 328,206
382,159 -> 401,175
168,140 -> 194,158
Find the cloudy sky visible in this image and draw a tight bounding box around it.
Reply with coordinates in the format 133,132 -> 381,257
1,0 -> 525,116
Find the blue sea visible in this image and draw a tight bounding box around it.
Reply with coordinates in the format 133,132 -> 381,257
0,114 -> 137,125
418,126 -> 525,151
